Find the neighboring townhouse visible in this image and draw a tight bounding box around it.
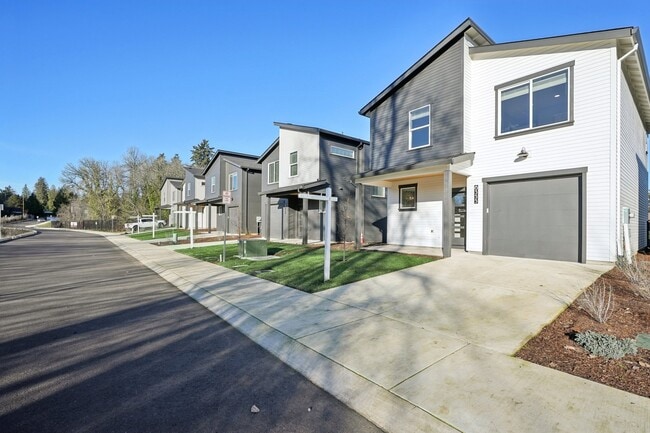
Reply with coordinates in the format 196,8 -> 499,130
180,166 -> 207,229
259,122 -> 386,244
159,177 -> 183,226
356,18 -> 650,262
202,150 -> 262,235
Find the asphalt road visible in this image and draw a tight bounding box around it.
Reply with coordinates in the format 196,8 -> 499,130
0,230 -> 384,433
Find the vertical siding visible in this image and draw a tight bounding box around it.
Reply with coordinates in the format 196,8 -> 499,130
369,38 -> 464,171
279,128 -> 320,187
466,46 -> 616,261
204,162 -> 221,201
620,76 -> 649,251
260,146 -> 280,192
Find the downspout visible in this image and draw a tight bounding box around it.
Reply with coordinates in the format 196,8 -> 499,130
616,43 -> 639,258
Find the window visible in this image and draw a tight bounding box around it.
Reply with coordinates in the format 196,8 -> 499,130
186,182 -> 191,195
210,176 -> 216,193
228,172 -> 238,191
399,184 -> 417,211
268,160 -> 279,184
371,186 -> 386,197
498,66 -> 571,135
289,151 -> 298,176
331,146 -> 355,159
409,105 -> 430,149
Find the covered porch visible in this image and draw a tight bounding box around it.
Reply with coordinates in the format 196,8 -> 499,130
354,153 -> 473,258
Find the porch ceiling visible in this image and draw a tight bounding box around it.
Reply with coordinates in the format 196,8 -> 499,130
354,153 -> 474,186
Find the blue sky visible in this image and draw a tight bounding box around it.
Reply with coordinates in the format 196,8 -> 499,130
1,0 -> 649,191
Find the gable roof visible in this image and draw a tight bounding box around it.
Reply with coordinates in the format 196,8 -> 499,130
359,18 -> 493,116
202,149 -> 260,175
183,165 -> 205,179
257,122 -> 369,163
159,177 -> 183,191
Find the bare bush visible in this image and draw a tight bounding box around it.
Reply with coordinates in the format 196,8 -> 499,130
577,281 -> 614,323
617,258 -> 650,300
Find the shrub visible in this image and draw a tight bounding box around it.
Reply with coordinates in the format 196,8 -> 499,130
577,281 -> 614,323
616,257 -> 650,299
574,331 -> 637,359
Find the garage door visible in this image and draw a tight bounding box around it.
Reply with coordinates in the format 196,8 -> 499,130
485,172 -> 583,262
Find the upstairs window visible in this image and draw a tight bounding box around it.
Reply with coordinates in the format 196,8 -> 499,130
186,182 -> 191,195
289,151 -> 298,176
409,105 -> 430,149
228,172 -> 238,191
498,66 -> 571,136
210,176 -> 216,193
268,160 -> 279,184
331,146 -> 355,159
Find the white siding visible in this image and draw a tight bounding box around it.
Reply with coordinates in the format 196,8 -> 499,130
466,46 -> 616,261
620,76 -> 649,251
278,128 -> 320,187
386,174 -> 465,247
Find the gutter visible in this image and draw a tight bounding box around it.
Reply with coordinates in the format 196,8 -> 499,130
616,43 -> 639,258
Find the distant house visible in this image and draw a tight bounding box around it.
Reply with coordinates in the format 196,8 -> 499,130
159,177 -> 183,226
202,150 -> 262,235
355,18 -> 650,262
180,166 -> 207,229
259,122 -> 386,244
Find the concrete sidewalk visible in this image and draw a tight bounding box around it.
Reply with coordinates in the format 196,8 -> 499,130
105,234 -> 649,433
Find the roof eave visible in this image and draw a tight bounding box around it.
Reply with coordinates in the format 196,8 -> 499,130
359,18 -> 493,117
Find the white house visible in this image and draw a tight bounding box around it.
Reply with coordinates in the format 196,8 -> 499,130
356,19 -> 650,262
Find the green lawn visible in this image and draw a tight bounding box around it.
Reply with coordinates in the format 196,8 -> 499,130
179,242 -> 437,293
128,228 -> 190,240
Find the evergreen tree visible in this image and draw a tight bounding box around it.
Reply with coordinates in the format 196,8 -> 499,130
190,139 -> 214,168
34,177 -> 49,208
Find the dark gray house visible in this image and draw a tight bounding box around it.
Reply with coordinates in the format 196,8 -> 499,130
259,122 -> 386,244
202,150 -> 262,235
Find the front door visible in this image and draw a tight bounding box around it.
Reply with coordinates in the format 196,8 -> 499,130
452,188 -> 466,247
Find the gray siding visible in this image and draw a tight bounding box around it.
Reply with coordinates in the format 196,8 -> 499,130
369,38 -> 464,170
260,146 -> 280,192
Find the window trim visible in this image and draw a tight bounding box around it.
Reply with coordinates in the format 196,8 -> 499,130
331,145 -> 355,159
408,105 -> 431,150
268,160 -> 279,184
228,172 -> 238,191
495,61 -> 574,138
210,175 -> 216,193
399,184 -> 417,211
289,151 -> 298,177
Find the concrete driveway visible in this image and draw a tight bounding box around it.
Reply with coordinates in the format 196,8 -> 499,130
107,235 -> 649,433
318,252 -> 612,355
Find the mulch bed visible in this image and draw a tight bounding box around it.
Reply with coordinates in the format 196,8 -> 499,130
516,256 -> 650,398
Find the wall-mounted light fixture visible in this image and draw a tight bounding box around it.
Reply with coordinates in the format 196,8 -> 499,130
515,147 -> 529,162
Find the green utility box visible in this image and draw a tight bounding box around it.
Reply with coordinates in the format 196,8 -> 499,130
238,239 -> 268,257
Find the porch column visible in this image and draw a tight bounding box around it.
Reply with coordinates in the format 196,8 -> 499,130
207,204 -> 211,234
442,169 -> 453,258
355,183 -> 364,249
302,198 -> 308,245
265,196 -> 271,240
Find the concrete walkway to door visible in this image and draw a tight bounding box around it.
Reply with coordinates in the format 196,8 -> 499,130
103,233 -> 649,433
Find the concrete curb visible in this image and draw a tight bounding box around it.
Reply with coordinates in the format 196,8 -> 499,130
0,228 -> 38,243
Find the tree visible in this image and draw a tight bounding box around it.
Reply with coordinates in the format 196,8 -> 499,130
34,177 -> 49,208
21,185 -> 30,216
61,158 -> 122,220
190,139 -> 214,168
25,193 -> 44,217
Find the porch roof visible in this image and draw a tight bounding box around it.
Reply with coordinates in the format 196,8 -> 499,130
354,153 -> 474,186
259,180 -> 329,197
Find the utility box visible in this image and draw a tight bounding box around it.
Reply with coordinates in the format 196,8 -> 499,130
239,239 -> 267,257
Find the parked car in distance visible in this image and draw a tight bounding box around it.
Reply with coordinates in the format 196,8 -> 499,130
124,217 -> 165,233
